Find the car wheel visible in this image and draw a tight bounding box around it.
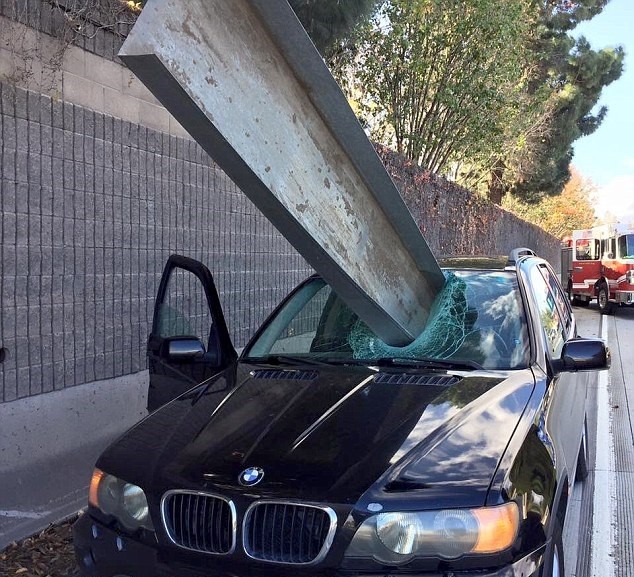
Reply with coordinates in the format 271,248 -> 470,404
575,417 -> 589,482
597,284 -> 613,315
552,538 -> 564,577
544,519 -> 565,577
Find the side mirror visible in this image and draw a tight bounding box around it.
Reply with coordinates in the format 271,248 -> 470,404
166,337 -> 205,360
560,338 -> 611,372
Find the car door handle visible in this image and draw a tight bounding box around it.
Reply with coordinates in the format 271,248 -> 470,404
574,267 -> 584,271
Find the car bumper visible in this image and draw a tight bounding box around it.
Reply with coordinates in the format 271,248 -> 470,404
74,514 -> 546,577
616,290 -> 634,305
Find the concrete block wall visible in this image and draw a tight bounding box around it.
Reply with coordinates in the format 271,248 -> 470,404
0,10 -> 187,138
379,146 -> 562,269
0,1 -> 314,404
0,80 -> 312,403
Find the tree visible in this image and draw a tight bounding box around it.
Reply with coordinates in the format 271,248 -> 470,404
288,0 -> 380,58
343,0 -> 534,177
504,0 -> 624,202
333,0 -> 623,205
502,166 -> 597,237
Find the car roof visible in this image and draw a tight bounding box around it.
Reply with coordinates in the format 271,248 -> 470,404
437,255 -> 509,270
439,249 -> 538,271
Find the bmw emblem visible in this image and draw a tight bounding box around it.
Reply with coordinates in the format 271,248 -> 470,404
239,466 -> 264,486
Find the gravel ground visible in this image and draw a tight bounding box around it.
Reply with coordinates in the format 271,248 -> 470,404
0,514 -> 81,577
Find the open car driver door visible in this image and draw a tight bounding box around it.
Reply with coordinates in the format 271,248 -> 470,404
147,254 -> 237,411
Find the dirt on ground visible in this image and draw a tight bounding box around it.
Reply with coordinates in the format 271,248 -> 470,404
0,514 -> 80,577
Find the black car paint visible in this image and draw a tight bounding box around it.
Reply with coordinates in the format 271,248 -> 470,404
95,366 -> 522,505
146,254 -> 237,411
78,365 -> 547,575
74,254 -> 607,577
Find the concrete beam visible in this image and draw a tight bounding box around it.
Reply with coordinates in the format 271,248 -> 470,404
119,0 -> 445,345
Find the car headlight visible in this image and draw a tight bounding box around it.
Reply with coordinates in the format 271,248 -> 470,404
344,503 -> 519,564
626,270 -> 634,285
89,468 -> 154,532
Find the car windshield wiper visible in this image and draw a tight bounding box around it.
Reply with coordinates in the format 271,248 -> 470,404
242,354 -> 331,367
371,357 -> 483,371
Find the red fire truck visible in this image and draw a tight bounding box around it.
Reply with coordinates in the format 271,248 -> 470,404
561,223 -> 634,314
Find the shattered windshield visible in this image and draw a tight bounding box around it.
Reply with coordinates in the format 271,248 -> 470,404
244,271 -> 530,370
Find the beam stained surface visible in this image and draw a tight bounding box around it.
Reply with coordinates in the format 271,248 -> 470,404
119,0 -> 444,345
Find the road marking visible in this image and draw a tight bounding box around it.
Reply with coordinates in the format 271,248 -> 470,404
0,509 -> 51,519
590,318 -> 615,577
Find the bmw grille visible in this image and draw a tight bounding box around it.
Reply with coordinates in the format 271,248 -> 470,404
161,490 -> 236,554
243,502 -> 337,564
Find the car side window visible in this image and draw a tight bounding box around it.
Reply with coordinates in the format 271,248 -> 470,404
528,266 -> 567,358
269,284 -> 332,354
537,264 -> 573,335
157,267 -> 214,349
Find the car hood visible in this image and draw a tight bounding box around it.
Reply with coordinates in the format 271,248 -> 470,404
97,364 -> 535,508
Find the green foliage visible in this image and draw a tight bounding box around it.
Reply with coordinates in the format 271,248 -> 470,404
540,0 -> 609,33
343,0 -> 534,175
504,0 -> 624,201
332,0 -> 624,205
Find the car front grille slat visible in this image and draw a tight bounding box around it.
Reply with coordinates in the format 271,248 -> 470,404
244,502 -> 336,564
162,491 -> 235,555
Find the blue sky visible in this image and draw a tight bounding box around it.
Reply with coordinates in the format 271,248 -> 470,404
572,0 -> 634,222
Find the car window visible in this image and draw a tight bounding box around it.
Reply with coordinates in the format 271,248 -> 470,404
245,271 -> 530,370
618,234 -> 634,259
575,238 -> 599,260
536,263 -> 572,335
527,265 -> 567,358
156,267 -> 214,348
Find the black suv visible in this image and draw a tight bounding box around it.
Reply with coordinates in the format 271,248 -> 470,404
74,250 -> 609,577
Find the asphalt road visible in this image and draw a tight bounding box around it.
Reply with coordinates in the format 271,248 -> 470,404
604,303 -> 634,577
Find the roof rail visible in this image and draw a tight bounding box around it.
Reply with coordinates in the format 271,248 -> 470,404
505,247 -> 536,270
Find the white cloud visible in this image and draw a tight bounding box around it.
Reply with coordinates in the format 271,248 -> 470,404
594,174 -> 634,224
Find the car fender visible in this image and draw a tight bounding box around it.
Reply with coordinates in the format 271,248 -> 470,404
487,375 -> 568,554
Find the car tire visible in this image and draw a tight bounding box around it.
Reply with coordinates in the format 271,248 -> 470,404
575,417 -> 589,482
544,519 -> 565,577
597,284 -> 613,315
